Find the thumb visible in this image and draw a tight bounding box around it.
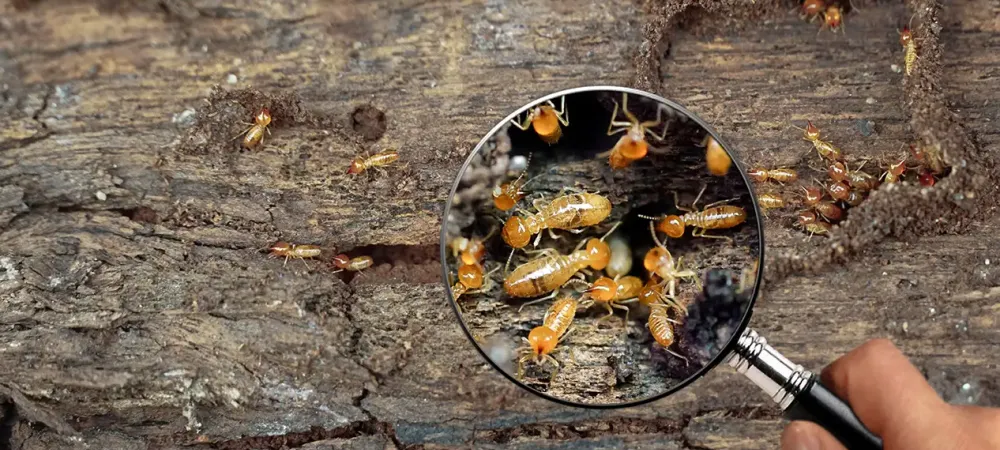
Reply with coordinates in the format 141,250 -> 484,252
781,421 -> 847,450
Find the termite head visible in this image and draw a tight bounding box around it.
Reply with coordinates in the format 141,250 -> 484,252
827,181 -> 851,201
254,108 -> 272,127
748,167 -> 768,183
347,158 -> 365,175
459,243 -> 484,266
586,277 -> 618,302
501,216 -> 531,248
493,184 -> 521,211
638,279 -> 663,306
797,210 -> 818,227
804,121 -> 821,141
656,215 -> 685,239
331,253 -> 351,269
889,158 -> 907,177
801,186 -> 823,206
824,5 -> 842,28
802,0 -> 825,15
919,171 -> 936,187
585,238 -> 611,270
531,105 -> 560,136
643,247 -> 673,273
900,26 -> 912,46
526,326 -> 559,357
457,263 -> 484,289
828,161 -> 847,182
269,241 -> 291,254
620,131 -> 649,160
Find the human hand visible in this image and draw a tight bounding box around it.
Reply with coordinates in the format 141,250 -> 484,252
781,339 -> 1000,450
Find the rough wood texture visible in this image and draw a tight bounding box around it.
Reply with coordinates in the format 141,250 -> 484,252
1,0 -> 998,449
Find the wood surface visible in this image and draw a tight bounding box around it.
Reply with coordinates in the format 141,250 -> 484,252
1,0 -> 998,449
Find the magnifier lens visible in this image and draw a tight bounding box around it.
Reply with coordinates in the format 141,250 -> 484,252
443,87 -> 762,406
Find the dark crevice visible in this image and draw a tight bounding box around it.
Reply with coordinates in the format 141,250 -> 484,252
338,244 -> 439,285
0,399 -> 17,450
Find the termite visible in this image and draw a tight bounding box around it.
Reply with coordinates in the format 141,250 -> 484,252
493,155 -> 533,211
602,92 -> 669,169
643,185 -> 747,245
899,15 -> 918,76
642,227 -> 698,312
510,97 -> 569,145
347,149 -> 400,175
647,304 -> 688,363
802,185 -> 844,221
515,325 -> 572,380
501,191 -> 612,249
331,254 -> 374,273
793,121 -> 843,162
505,222 -> 621,304
582,275 -> 644,326
234,107 -> 273,149
637,275 -> 665,307
758,192 -> 785,213
269,241 -> 321,267
828,161 -> 878,191
543,296 -> 578,338
824,180 -> 852,202
451,263 -> 499,299
803,221 -> 832,239
703,135 -> 732,176
910,143 -> 946,176
880,156 -> 907,184
918,171 -> 936,187
748,167 -> 798,184
844,190 -> 865,207
820,5 -> 844,34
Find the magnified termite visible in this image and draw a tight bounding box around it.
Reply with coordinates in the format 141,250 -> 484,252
450,226 -> 497,266
647,303 -> 688,363
792,121 -> 843,162
501,191 -> 612,249
506,222 -> 622,306
269,241 -> 321,268
493,155 -> 536,212
510,97 -> 569,145
581,275 -> 644,327
642,225 -> 699,311
451,263 -> 500,299
601,92 -> 670,169
233,107 -> 272,149
516,295 -> 578,380
880,151 -> 908,184
642,185 -> 747,245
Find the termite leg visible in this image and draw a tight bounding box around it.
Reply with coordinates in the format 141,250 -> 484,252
517,291 -> 559,312
666,348 -> 689,365
546,228 -> 563,241
606,98 -> 632,137
552,96 -> 569,126
230,124 -> 254,141
649,221 -> 666,249
510,111 -> 533,131
595,303 -> 616,325
704,197 -> 738,209
689,184 -> 709,211
692,228 -> 735,246
613,302 -> 631,328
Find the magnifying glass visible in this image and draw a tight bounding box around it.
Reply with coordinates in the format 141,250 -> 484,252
440,86 -> 882,450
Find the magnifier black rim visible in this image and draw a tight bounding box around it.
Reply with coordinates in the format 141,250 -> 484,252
439,85 -> 765,409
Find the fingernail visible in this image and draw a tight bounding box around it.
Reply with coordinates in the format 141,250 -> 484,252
786,423 -> 822,450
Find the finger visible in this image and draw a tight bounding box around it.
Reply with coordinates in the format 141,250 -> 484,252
820,338 -> 945,439
781,421 -> 847,450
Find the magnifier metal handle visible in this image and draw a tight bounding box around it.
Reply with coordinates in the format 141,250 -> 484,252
726,328 -> 884,450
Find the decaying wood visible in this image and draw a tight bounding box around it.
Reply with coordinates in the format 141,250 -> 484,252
1,0 -> 998,449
